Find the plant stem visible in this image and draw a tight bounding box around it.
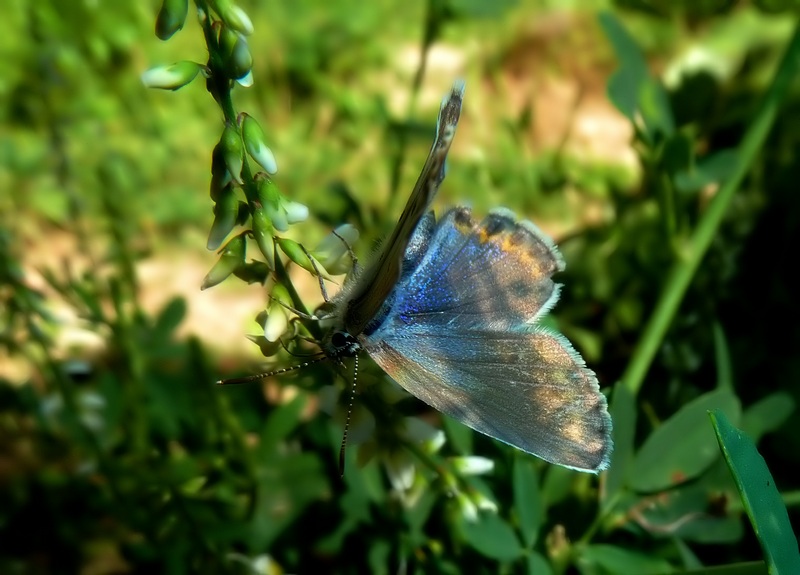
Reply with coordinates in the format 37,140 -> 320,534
621,23 -> 800,397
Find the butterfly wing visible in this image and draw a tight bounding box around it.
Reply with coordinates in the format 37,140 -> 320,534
365,327 -> 611,471
378,207 -> 565,331
340,82 -> 465,337
362,208 -> 612,471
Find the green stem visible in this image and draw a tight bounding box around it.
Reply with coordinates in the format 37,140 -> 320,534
621,23 -> 800,396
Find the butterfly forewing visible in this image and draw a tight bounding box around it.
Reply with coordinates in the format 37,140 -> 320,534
340,82 -> 465,337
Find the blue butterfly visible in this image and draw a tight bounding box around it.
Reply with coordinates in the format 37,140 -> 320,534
316,82 -> 613,472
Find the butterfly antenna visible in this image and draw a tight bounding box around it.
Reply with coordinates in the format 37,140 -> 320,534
331,228 -> 359,275
278,336 -> 324,359
298,243 -> 330,303
338,353 -> 359,477
216,355 -> 329,385
270,295 -> 317,321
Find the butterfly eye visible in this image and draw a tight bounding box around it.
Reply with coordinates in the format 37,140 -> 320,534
331,331 -> 349,349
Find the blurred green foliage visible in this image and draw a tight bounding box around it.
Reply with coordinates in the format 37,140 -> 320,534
2,0 -> 800,573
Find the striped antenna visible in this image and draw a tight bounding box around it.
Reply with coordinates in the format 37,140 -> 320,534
216,355 -> 329,385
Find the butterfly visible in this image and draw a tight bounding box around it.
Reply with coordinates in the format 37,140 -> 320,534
314,81 -> 613,472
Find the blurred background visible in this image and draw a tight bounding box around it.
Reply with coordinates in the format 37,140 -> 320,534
2,0 -> 799,573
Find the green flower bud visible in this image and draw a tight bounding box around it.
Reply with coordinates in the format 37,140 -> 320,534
449,456 -> 494,476
210,143 -> 231,202
251,204 -> 276,270
228,33 -> 253,81
241,114 -> 277,174
155,0 -> 189,40
202,234 -> 246,290
455,492 -> 478,523
141,61 -> 201,90
276,238 -> 332,279
245,333 -> 282,358
220,122 -> 244,184
232,260 -> 270,284
207,185 -> 238,250
255,175 -> 308,232
210,0 -> 253,35
218,23 -> 239,59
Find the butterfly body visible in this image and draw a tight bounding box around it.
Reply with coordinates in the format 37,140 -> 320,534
316,82 -> 612,472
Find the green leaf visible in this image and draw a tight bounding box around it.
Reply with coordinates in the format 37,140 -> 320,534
513,456 -> 542,548
598,11 -> 649,122
541,464 -> 575,507
460,512 -> 523,561
153,296 -> 187,337
526,551 -> 553,575
741,392 -> 796,443
639,76 -> 675,139
605,381 -> 637,504
247,452 -> 330,550
598,12 -> 649,81
674,148 -> 740,192
635,460 -> 743,544
630,389 -> 740,492
578,544 -> 675,574
711,410 -> 800,574
443,415 -> 473,454
256,393 -> 307,458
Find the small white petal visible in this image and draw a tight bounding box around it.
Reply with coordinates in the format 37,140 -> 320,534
451,456 -> 495,476
283,201 -> 308,225
249,142 -> 277,174
236,70 -> 254,88
263,308 -> 287,342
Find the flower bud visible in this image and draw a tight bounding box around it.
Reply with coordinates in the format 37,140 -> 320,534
228,33 -> 253,80
210,143 -> 231,202
141,61 -> 201,90
201,234 -> 246,290
276,238 -> 331,279
207,185 -> 239,250
450,456 -> 495,476
210,0 -> 253,35
220,122 -> 244,184
241,114 -> 277,174
155,0 -> 189,40
251,205 -> 276,270
255,175 -> 307,232
456,492 -> 478,523
232,260 -> 270,284
245,333 -> 282,358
